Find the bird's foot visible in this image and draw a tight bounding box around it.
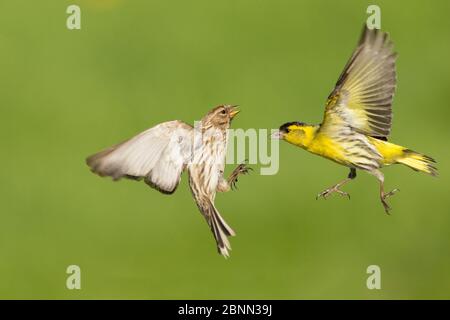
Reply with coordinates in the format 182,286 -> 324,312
228,161 -> 252,190
380,188 -> 399,214
316,185 -> 350,200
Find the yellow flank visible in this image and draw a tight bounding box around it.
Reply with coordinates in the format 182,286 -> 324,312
367,137 -> 404,165
367,137 -> 437,176
306,132 -> 347,165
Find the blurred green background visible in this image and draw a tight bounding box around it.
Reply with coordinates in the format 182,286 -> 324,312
1,0 -> 449,299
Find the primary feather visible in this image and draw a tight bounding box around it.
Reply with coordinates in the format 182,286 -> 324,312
322,26 -> 397,138
86,120 -> 193,194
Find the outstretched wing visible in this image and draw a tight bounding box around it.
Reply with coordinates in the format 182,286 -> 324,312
321,26 -> 397,139
86,120 -> 193,194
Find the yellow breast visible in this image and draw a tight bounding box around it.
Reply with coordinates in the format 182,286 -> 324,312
306,133 -> 348,165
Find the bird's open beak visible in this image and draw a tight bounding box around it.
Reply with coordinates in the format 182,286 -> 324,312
229,105 -> 240,119
271,130 -> 284,139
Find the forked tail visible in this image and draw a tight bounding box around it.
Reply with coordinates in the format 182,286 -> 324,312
396,149 -> 438,176
199,199 -> 236,258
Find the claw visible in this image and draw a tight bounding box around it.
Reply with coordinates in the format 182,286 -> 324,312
228,162 -> 252,190
384,188 -> 399,199
381,198 -> 391,215
230,178 -> 238,190
316,186 -> 350,200
380,188 -> 399,214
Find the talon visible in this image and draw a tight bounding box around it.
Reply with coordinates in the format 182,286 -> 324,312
316,186 -> 350,200
380,187 -> 399,214
384,188 -> 399,199
228,162 -> 252,190
381,198 -> 391,215
335,189 -> 350,199
317,190 -> 330,200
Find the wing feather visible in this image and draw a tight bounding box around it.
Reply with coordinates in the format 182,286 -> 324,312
86,120 -> 193,194
321,26 -> 397,138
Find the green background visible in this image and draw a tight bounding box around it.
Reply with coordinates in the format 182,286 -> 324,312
1,0 -> 449,299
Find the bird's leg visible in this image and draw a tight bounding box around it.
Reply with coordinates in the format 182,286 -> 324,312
368,169 -> 399,214
216,175 -> 231,192
228,161 -> 252,190
379,181 -> 400,215
316,168 -> 356,200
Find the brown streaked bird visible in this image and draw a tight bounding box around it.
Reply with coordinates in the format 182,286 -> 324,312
272,26 -> 437,213
86,105 -> 251,257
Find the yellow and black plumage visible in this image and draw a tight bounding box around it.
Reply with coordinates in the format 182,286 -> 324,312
273,26 -> 437,213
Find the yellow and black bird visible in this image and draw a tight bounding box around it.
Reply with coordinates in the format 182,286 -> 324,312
272,26 -> 437,213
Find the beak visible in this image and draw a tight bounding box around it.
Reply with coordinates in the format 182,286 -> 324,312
271,130 -> 284,140
229,105 -> 240,119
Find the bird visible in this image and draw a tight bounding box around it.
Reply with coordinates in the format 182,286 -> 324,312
272,25 -> 437,213
86,105 -> 251,257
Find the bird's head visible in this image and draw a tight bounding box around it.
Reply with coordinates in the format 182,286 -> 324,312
203,105 -> 240,129
272,121 -> 314,147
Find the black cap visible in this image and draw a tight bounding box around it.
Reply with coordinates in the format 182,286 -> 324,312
279,121 -> 305,133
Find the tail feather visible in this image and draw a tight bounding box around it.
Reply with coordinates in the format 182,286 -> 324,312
202,200 -> 235,258
397,149 -> 438,176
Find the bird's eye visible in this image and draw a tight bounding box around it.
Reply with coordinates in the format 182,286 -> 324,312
221,109 -> 227,115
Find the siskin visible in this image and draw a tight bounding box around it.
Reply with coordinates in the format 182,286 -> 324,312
273,26 -> 437,213
86,105 -> 251,257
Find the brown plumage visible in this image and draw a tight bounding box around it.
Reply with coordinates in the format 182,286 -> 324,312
86,105 -> 251,257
